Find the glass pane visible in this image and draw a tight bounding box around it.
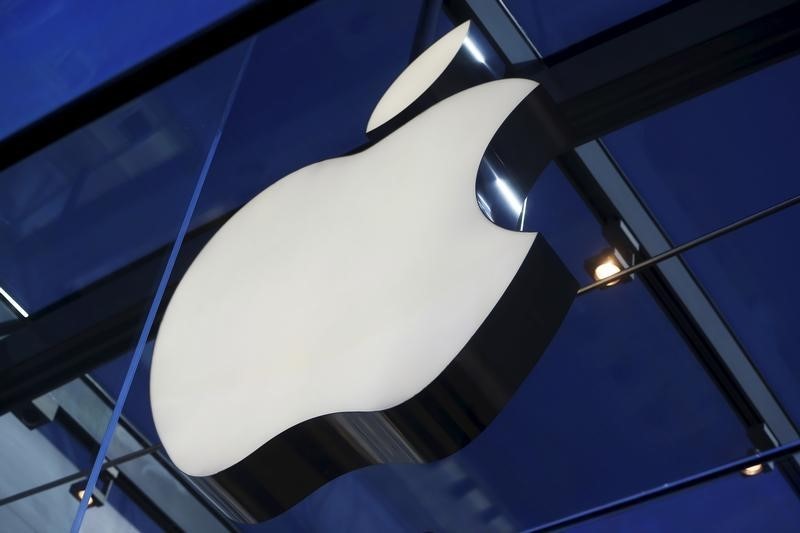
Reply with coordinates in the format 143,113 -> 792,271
0,488 -> 80,532
681,205 -> 800,426
1,393 -> 157,531
0,33 -> 251,533
0,41 -> 250,314
504,0 -> 667,56
566,454 -> 800,533
0,410 -> 82,521
87,347 -> 234,531
0,0 -> 251,140
603,53 -> 800,243
80,452 -> 221,533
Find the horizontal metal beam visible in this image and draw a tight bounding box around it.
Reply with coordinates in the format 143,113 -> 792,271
445,1 -> 800,142
550,0 -> 800,143
0,0 -> 315,172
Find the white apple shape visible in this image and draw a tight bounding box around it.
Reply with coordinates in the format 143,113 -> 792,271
150,76 -> 540,477
147,29 -> 578,522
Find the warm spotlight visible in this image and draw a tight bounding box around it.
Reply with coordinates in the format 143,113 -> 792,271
585,248 -> 630,287
741,463 -> 765,477
68,467 -> 118,508
69,482 -> 102,508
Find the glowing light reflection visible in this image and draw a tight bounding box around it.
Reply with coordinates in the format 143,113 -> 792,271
494,176 -> 524,215
463,37 -> 486,64
0,286 -> 28,318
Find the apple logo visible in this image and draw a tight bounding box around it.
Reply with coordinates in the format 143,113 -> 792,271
150,21 -> 576,522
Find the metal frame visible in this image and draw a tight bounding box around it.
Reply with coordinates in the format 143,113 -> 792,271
449,0 -> 800,417
566,140 -> 800,471
548,0 -> 800,144
444,0 -> 800,516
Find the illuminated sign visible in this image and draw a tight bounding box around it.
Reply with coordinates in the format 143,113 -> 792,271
151,22 -> 575,522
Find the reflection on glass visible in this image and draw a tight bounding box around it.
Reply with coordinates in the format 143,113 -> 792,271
566,456 -> 800,533
0,25 -> 253,533
0,0 -> 251,139
504,0 -> 667,56
681,208 -> 800,428
603,53 -> 800,243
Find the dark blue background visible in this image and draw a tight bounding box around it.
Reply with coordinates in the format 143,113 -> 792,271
0,0 -> 251,139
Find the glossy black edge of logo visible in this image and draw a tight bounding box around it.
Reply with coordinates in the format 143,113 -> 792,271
476,86 -> 573,230
200,235 -> 577,523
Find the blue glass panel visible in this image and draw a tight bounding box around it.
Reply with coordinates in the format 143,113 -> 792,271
569,456 -> 800,533
0,492 -> 73,532
1,410 -> 87,498
82,466 -> 163,533
0,413 -> 81,531
505,0 -> 667,56
603,53 -> 800,244
681,206 -> 800,425
192,0 -> 435,222
81,456 -> 172,533
0,24 -> 250,533
601,52 -> 800,426
0,0 -> 251,140
0,41 -> 251,314
1,407 -> 158,531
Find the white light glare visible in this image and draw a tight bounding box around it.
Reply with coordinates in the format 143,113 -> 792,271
494,177 -> 524,215
0,286 -> 28,318
593,259 -> 622,286
519,197 -> 528,231
742,463 -> 765,477
77,489 -> 95,506
463,37 -> 486,64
